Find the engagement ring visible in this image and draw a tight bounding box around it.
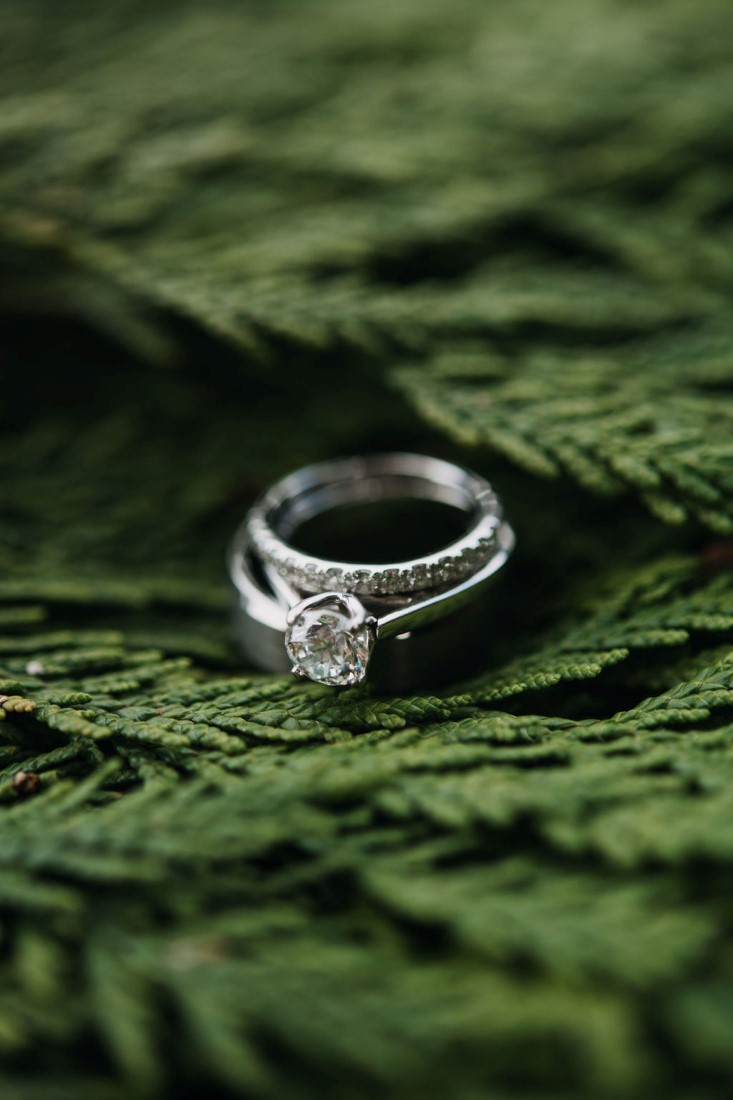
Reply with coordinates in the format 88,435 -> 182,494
229,453 -> 514,689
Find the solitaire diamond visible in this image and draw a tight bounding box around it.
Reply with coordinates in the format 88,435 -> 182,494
285,593 -> 376,686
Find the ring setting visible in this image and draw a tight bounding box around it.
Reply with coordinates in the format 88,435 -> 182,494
285,592 -> 377,686
229,453 -> 515,690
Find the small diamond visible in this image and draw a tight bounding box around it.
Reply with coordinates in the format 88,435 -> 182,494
378,568 -> 399,594
286,594 -> 375,686
412,565 -> 429,589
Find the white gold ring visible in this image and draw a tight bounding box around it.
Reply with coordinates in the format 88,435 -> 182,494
229,453 -> 514,689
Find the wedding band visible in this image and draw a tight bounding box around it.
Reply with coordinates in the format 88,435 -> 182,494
229,453 -> 514,689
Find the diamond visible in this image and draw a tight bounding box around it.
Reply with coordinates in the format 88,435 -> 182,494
285,593 -> 376,687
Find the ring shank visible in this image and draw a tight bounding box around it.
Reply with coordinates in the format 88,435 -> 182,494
262,451 -> 497,530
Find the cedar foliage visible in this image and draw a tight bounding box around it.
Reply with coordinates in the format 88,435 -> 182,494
2,1 -> 733,1097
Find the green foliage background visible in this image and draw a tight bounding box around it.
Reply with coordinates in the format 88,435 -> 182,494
2,1 -> 733,1096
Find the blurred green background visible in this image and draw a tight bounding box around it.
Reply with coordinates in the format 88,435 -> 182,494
1,2 -> 733,1097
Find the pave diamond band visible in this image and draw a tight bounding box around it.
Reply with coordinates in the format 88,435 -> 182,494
246,453 -> 503,597
229,453 -> 514,688
248,519 -> 498,596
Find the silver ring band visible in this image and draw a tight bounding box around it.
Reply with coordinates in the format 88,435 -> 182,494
229,453 -> 514,689
246,453 -> 502,596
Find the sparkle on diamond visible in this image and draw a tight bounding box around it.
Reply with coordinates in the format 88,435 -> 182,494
286,600 -> 373,686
